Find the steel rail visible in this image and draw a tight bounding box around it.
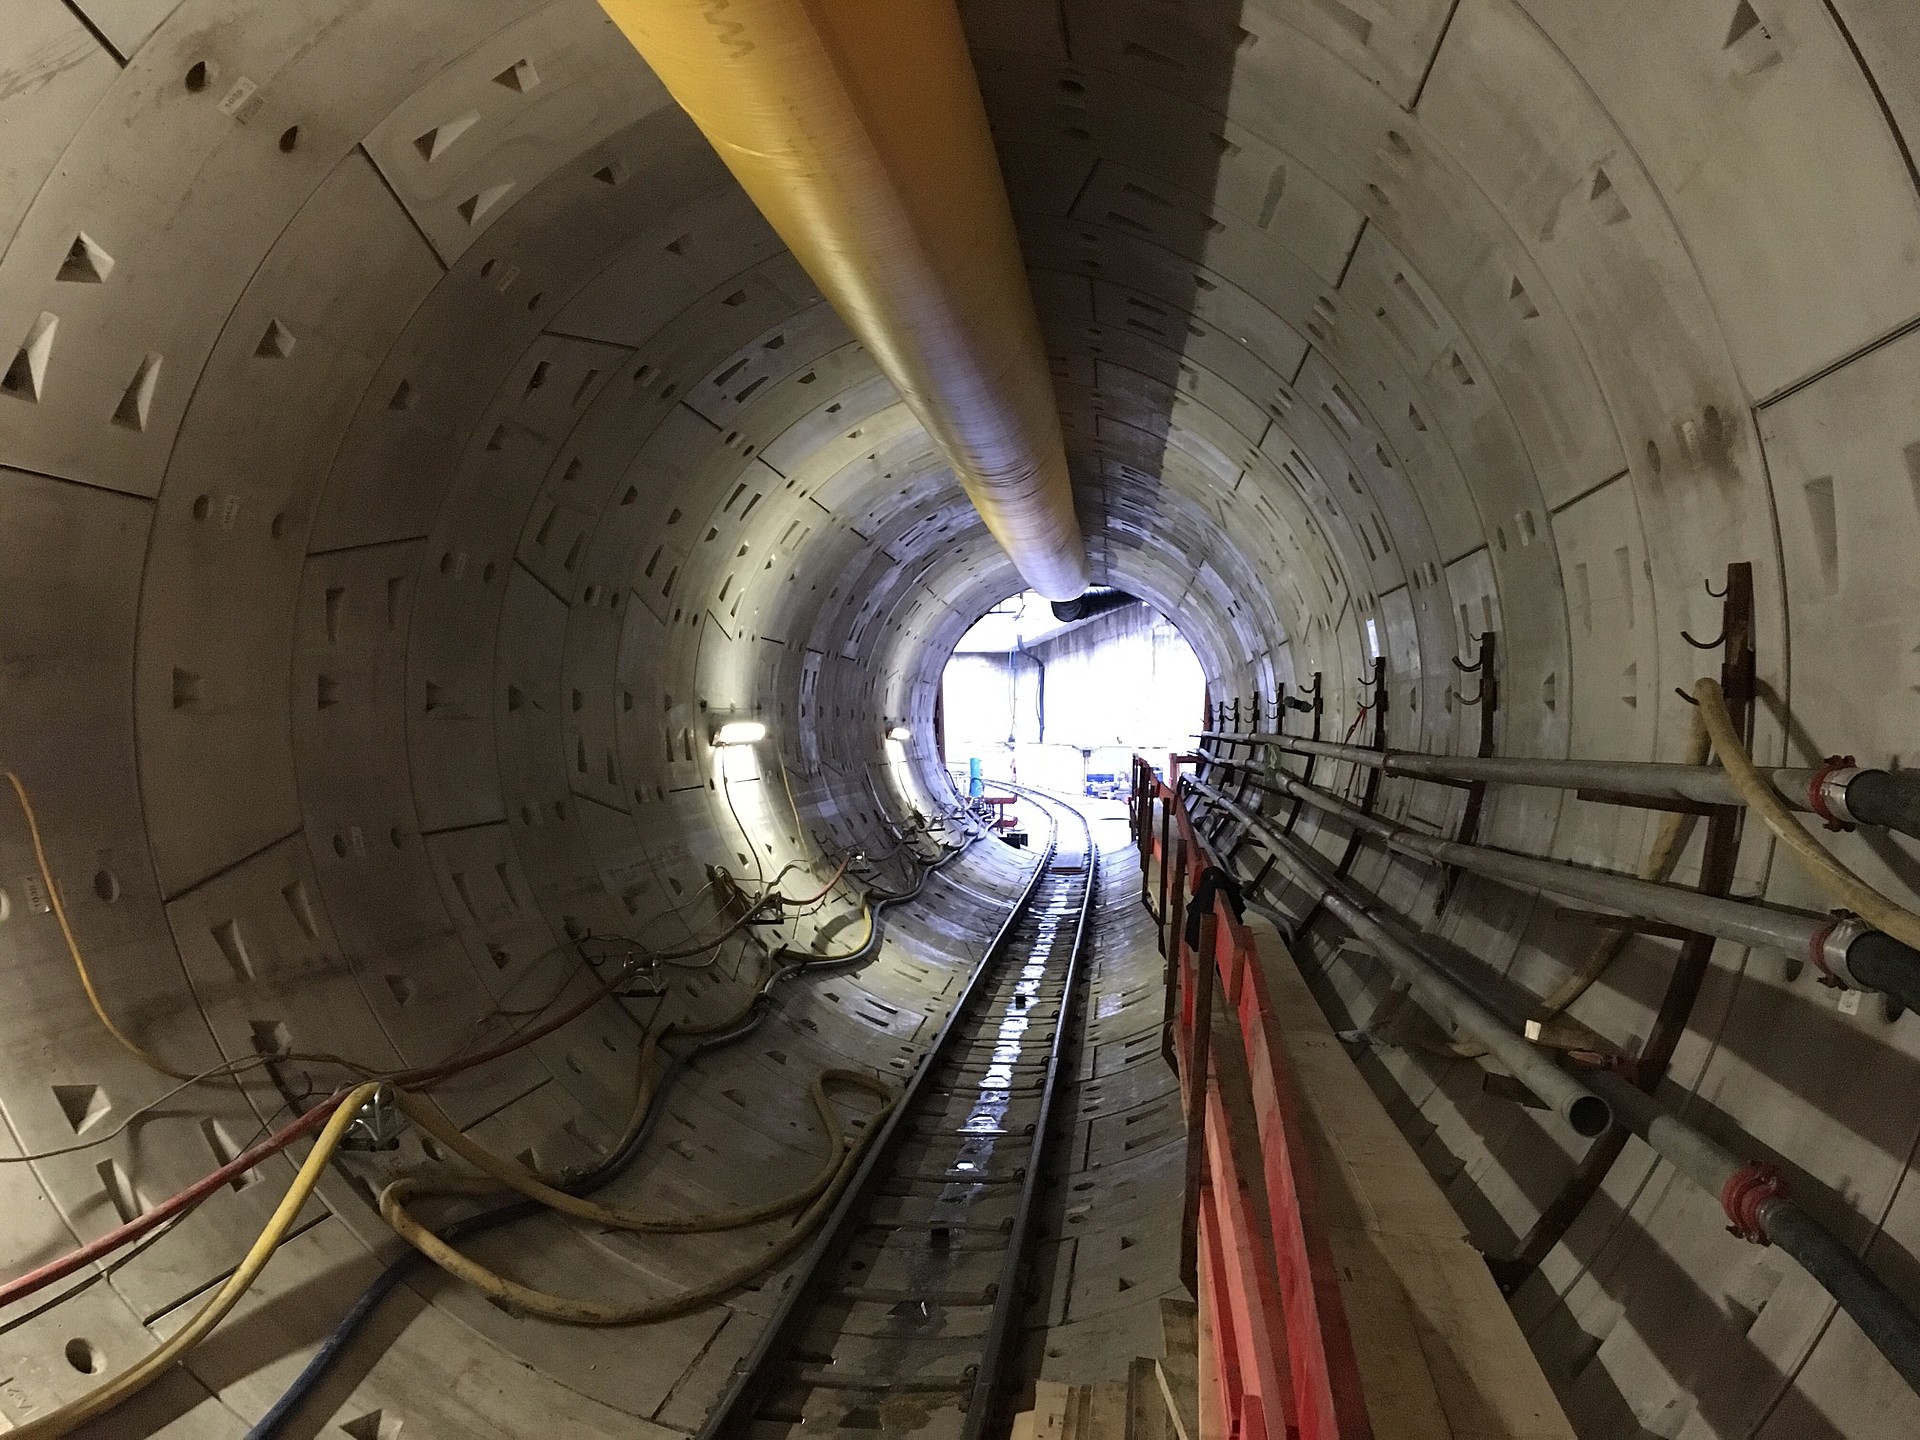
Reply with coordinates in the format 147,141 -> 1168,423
697,792 -> 1083,1436
963,785 -> 1098,1438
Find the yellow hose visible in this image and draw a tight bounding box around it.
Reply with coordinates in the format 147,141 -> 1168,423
596,0 -> 1088,599
379,1069 -> 894,1324
789,901 -> 878,963
11,1082 -> 382,1438
1695,677 -> 1920,951
7,770 -> 193,1080
390,1068 -> 869,1232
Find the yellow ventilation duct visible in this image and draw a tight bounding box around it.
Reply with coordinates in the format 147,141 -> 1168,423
597,0 -> 1089,602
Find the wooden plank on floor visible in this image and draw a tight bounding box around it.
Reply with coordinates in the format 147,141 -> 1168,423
1156,1297 -> 1199,1440
1129,1355 -> 1174,1440
1087,1380 -> 1131,1438
1028,1380 -> 1071,1439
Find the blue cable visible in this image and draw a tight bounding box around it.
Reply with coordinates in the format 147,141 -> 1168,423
247,834 -> 972,1437
243,1043 -> 698,1440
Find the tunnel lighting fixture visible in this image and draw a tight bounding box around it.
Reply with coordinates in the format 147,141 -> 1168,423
886,725 -> 912,741
711,720 -> 767,747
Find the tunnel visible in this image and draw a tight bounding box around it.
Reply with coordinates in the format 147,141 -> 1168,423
4,1 -> 1920,1436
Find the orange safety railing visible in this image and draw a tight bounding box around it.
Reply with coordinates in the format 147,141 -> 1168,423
1131,754 -> 1374,1440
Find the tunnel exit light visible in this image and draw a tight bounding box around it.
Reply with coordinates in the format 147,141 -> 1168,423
711,720 -> 767,747
887,725 -> 912,741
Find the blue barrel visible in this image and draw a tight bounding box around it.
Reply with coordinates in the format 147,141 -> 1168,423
968,757 -> 984,796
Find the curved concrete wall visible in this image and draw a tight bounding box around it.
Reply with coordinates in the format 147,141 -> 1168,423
1,1 -> 1918,1435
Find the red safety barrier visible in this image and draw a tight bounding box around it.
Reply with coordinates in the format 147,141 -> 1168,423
1133,755 -> 1375,1440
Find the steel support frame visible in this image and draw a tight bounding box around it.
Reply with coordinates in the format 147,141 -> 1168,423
1491,562 -> 1755,1289
1299,655 -> 1387,935
1441,630 -> 1500,909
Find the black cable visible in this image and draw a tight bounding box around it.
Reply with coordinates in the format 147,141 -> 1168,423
245,830 -> 977,1437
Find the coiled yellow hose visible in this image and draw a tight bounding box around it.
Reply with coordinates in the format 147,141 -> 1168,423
1695,677 -> 1920,952
379,1068 -> 895,1324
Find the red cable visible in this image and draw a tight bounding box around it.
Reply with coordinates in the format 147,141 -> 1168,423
0,964 -> 627,1309
777,855 -> 853,908
0,1099 -> 337,1309
5,848 -> 870,1308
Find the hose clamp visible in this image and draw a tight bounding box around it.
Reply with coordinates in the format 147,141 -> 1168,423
1807,756 -> 1860,832
1808,914 -> 1867,988
1721,1161 -> 1784,1245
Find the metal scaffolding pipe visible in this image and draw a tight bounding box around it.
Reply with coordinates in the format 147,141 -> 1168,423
1184,772 -> 1920,1014
1181,782 -> 1920,1397
598,0 -> 1089,601
1201,787 -> 1611,1137
1197,731 -> 1920,842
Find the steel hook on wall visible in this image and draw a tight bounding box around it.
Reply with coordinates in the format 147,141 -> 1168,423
1704,574 -> 1728,599
1681,623 -> 1727,651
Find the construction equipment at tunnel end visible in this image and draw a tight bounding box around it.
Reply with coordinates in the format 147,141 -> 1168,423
597,0 -> 1090,602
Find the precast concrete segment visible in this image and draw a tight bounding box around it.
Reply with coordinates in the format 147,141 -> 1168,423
596,0 -> 1089,601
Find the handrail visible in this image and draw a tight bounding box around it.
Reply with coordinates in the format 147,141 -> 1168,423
1131,754 -> 1374,1439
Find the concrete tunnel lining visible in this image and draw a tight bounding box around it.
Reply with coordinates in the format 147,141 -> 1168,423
3,0 -> 1920,1435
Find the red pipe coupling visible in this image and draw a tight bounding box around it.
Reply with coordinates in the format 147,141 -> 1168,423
1807,755 -> 1859,832
1721,1162 -> 1784,1245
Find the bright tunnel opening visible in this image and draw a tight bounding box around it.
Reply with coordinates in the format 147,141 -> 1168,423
938,589 -> 1206,819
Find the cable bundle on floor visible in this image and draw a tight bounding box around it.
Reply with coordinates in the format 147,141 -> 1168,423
0,767 -> 975,1438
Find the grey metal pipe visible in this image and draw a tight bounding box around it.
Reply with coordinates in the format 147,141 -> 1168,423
1583,1068 -> 1920,1397
1185,771 -> 1920,1000
1195,765 -> 1920,1396
1199,786 -> 1611,1137
1188,769 -> 1920,1399
1197,731 -> 1920,842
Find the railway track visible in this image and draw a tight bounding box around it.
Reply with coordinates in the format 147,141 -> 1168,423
701,786 -> 1098,1438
